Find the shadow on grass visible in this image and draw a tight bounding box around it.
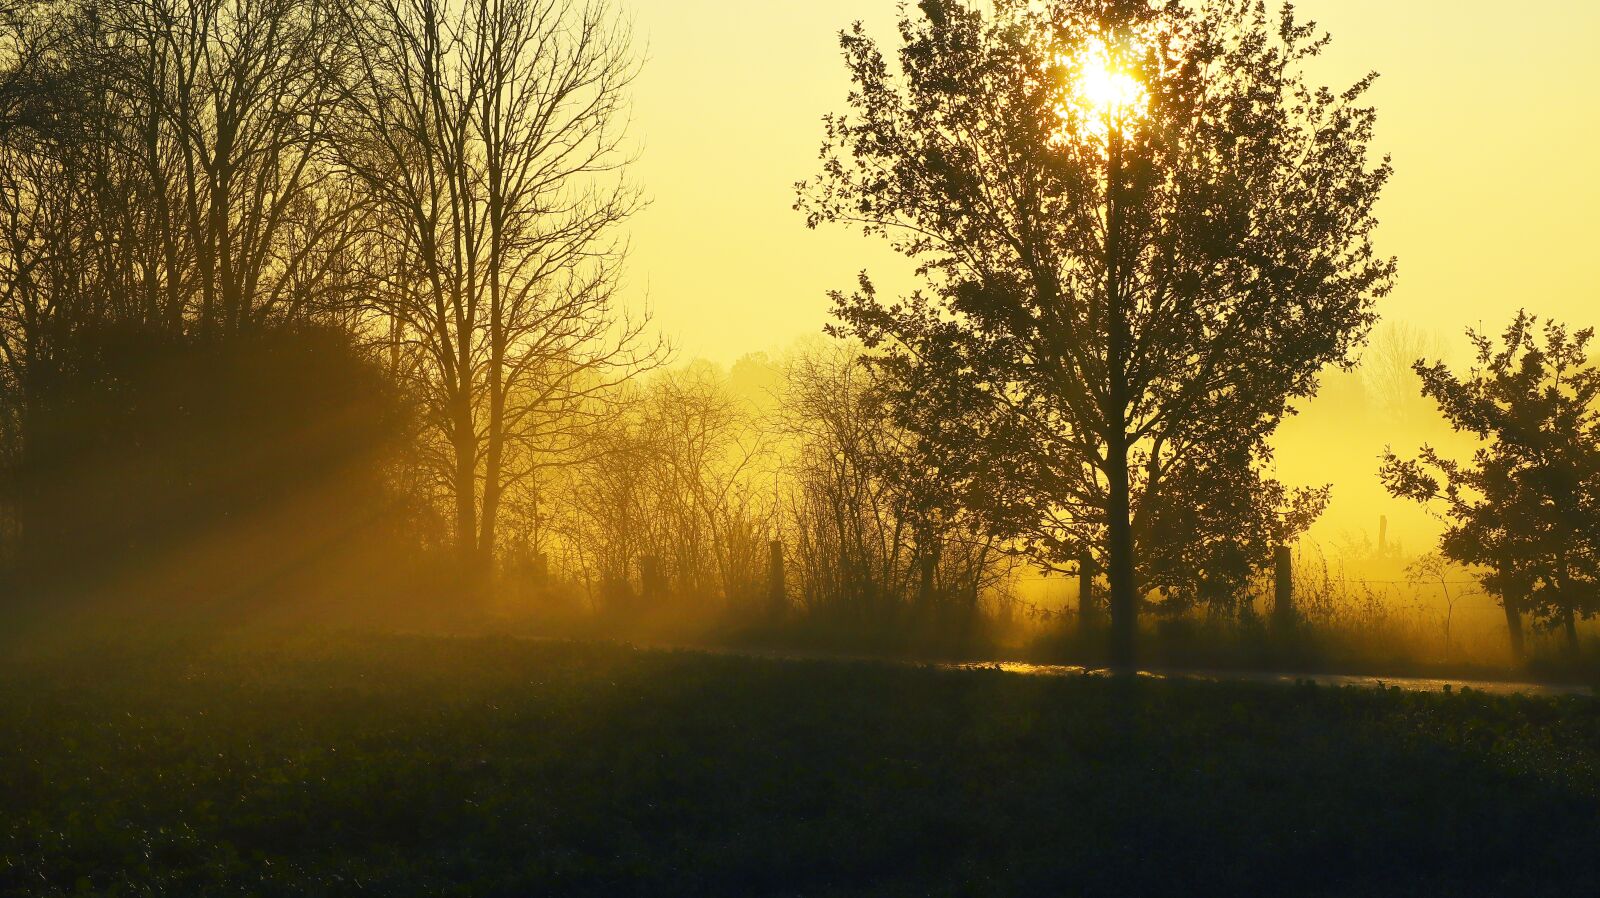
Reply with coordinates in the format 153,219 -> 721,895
2,633 -> 1597,896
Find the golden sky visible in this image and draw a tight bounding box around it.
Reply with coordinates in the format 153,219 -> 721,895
620,0 -> 1600,558
623,0 -> 1600,363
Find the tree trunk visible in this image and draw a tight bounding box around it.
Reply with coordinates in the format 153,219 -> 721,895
917,530 -> 936,608
1103,120 -> 1136,673
1563,605 -> 1578,651
1106,437 -> 1136,672
1502,592 -> 1526,664
477,374 -> 504,583
452,395 -> 482,599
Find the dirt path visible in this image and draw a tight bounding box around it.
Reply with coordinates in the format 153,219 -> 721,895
650,642 -> 1595,698
939,659 -> 1594,697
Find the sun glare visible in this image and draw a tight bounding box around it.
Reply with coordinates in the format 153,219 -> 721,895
1055,37 -> 1148,143
1080,51 -> 1145,115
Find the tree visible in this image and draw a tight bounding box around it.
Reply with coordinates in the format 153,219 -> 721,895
797,0 -> 1392,668
781,345 -> 1013,629
1406,552 -> 1475,662
0,0 -> 380,595
1140,445 -> 1327,619
558,365 -> 771,618
335,0 -> 658,591
65,0 -> 361,334
1381,312 -> 1600,657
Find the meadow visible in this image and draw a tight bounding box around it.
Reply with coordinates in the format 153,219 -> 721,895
2,633 -> 1598,897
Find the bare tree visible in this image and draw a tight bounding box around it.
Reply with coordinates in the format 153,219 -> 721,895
558,366 -> 771,617
0,0 -> 407,595
335,0 -> 659,588
782,345 -> 1016,628
0,0 -> 366,429
79,0 -> 363,332
1406,552 -> 1475,662
1361,320 -> 1447,421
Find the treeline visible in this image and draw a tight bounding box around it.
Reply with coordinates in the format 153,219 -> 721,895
524,349 -> 1024,644
0,0 -> 1397,640
3,0 -> 1595,666
0,0 -> 1028,636
0,0 -> 652,614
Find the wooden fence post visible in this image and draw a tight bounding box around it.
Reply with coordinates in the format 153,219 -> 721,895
768,539 -> 786,617
1078,550 -> 1096,630
640,555 -> 662,605
1273,545 -> 1294,626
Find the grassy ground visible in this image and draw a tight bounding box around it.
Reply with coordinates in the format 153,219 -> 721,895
3,633 -> 1599,897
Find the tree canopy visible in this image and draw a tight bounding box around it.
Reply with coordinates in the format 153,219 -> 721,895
1382,312 -> 1600,654
798,0 -> 1394,666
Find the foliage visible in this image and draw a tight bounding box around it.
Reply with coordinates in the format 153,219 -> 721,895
1141,442 -> 1328,616
2,323 -> 421,606
1382,312 -> 1600,647
797,0 -> 1393,664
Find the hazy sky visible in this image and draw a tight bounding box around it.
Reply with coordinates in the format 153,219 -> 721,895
622,0 -> 1600,363
618,0 -> 1600,556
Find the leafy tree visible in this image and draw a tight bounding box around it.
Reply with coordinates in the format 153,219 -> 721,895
1141,445 -> 1327,619
1381,312 -> 1600,657
798,0 -> 1393,667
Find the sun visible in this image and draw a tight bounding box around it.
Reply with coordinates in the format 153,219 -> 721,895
1078,42 -> 1146,116
1054,37 -> 1148,142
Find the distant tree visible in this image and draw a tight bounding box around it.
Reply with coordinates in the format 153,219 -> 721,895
798,0 -> 1393,667
1362,321 -> 1448,421
781,346 -> 1013,629
1381,312 -> 1600,657
559,365 -> 772,617
1405,552 -> 1475,662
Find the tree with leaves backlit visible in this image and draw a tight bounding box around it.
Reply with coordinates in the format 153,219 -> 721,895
798,0 -> 1393,667
1382,312 -> 1600,657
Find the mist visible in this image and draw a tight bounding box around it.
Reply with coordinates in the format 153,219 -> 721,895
3,0 -> 1600,893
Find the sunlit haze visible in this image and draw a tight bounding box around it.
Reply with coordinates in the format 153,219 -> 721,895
625,0 -> 1599,360
622,0 -> 1600,554
1062,37 -> 1148,127
6,1 -> 1600,891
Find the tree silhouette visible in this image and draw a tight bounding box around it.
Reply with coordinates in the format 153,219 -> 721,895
781,346 -> 1013,632
1381,312 -> 1600,656
333,0 -> 659,593
0,0 -> 389,598
798,0 -> 1393,667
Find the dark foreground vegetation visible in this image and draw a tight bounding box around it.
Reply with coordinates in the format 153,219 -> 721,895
2,633 -> 1597,897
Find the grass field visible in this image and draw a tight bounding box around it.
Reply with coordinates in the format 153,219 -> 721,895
3,633 -> 1599,896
